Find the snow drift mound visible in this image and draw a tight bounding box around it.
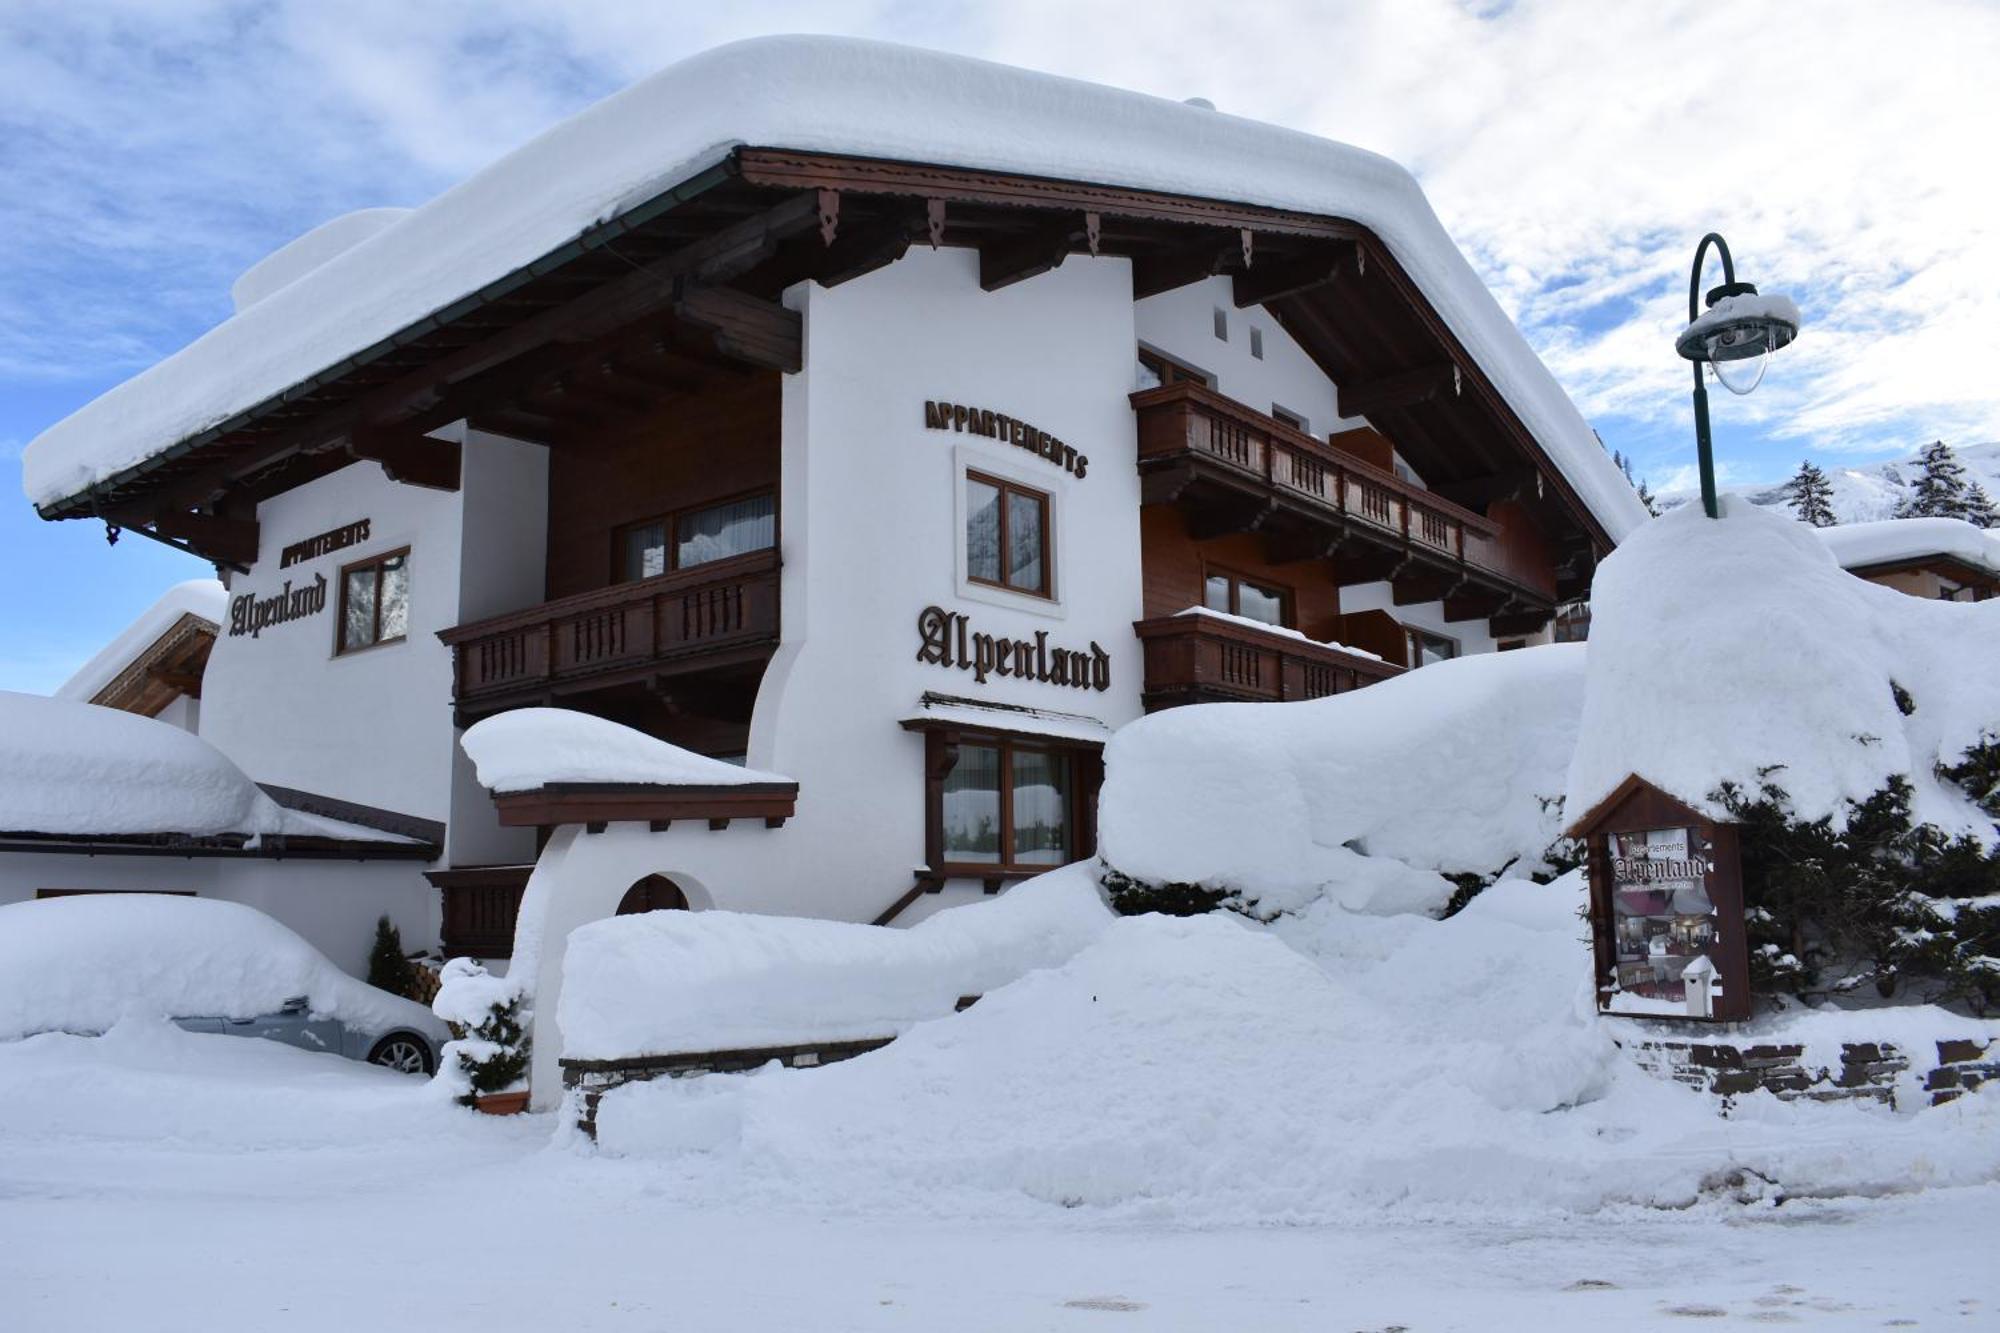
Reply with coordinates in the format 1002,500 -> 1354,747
559,864 -> 1112,1059
590,874 -> 2000,1221
1567,497 -> 2000,838
0,895 -> 436,1041
1096,644 -> 1585,911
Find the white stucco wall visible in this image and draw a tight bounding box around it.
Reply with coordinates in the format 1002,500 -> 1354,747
0,856 -> 435,979
199,457 -> 463,822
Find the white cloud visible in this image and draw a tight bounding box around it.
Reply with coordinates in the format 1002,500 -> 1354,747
5,0 -> 1997,470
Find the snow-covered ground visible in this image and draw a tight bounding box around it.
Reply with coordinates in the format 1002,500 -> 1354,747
2,1017 -> 1996,1332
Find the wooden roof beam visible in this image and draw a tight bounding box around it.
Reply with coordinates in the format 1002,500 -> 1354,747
978,212 -> 1099,291
347,427 -> 461,491
1232,242 -> 1355,308
671,281 -> 802,374
140,509 -> 260,568
1337,363 -> 1459,421
1131,229 -> 1250,301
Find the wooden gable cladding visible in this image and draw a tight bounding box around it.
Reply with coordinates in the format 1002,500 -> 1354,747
88,611 -> 217,717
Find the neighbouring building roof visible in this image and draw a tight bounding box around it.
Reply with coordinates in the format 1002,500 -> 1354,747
1815,516 -> 2000,579
0,690 -> 433,857
21,35 -> 1647,546
54,578 -> 225,715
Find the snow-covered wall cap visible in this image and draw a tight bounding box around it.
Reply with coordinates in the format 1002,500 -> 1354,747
54,578 -> 226,703
1815,516 -> 2000,578
21,35 -> 1647,543
1563,499 -> 2000,841
460,707 -> 791,794
229,208 -> 413,314
2,689 -> 293,838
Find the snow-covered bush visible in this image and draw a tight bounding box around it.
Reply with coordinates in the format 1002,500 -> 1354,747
1097,644 -> 1586,920
1571,498 -> 2000,1015
431,959 -> 529,1106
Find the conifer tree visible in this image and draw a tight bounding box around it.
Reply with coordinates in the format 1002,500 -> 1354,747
1635,478 -> 1660,517
366,915 -> 418,998
1782,459 -> 1838,527
1961,482 -> 1999,529
1895,440 -> 1971,519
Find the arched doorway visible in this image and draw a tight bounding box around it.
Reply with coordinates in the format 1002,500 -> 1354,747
616,873 -> 690,916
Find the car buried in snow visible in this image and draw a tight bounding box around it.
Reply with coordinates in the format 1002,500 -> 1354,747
0,894 -> 451,1075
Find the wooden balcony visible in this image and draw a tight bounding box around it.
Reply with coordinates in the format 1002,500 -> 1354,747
1132,382 -> 1555,626
439,549 -> 780,723
1135,611 -> 1402,711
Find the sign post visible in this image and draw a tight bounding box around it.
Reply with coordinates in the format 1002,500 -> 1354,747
1569,775 -> 1750,1022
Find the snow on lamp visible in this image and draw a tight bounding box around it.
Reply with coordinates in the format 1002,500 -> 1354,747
1674,234 -> 1802,518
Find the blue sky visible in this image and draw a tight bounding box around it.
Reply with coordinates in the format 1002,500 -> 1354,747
5,0 -> 1997,692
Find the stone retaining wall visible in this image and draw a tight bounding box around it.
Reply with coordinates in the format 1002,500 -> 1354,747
1622,1034 -> 1995,1111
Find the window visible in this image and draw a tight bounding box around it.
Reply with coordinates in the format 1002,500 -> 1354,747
617,492 -> 775,583
337,548 -> 410,655
1250,326 -> 1265,360
1271,404 -> 1307,433
1136,347 -> 1211,390
1212,307 -> 1229,341
966,472 -> 1050,598
940,738 -> 1075,869
1405,626 -> 1458,668
1203,569 -> 1292,628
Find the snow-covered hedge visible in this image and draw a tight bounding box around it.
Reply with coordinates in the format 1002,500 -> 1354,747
557,864 -> 1112,1060
1096,644 -> 1585,914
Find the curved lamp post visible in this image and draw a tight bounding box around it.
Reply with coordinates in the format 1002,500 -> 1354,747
1674,233 -> 1801,518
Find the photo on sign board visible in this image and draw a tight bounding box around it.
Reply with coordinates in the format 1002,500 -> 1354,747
1607,826 -> 1724,1017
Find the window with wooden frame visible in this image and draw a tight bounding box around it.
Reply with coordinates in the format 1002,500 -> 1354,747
615,491 -> 776,584
1136,346 -> 1212,390
1202,567 -> 1292,629
923,731 -> 1102,875
1405,626 -> 1458,668
336,548 -> 410,655
1271,404 -> 1307,433
965,471 -> 1051,598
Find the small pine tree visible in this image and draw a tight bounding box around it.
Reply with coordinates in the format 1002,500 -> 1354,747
366,915 -> 418,998
1961,482 -> 1999,529
454,994 -> 530,1106
1782,459 -> 1838,527
1635,478 -> 1660,517
1894,440 -> 1971,519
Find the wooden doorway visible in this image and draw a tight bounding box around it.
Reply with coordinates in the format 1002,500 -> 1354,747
616,874 -> 690,916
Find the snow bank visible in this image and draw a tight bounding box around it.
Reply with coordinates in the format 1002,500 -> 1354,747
558,863 -> 1112,1059
0,895 -> 442,1042
21,36 -> 1645,542
1567,498 -> 2000,836
1817,515 -> 2000,578
591,873 -> 2000,1222
54,578 -> 225,704
459,706 -> 790,793
1096,644 -> 1584,911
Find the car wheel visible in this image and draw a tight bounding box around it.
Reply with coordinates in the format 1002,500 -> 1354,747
367,1034 -> 434,1076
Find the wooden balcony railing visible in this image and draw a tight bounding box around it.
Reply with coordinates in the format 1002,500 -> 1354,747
438,549 -> 780,719
1134,610 -> 1402,710
1132,381 -> 1506,574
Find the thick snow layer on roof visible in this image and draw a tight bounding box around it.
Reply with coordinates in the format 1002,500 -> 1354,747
1816,516 -> 2000,576
459,707 -> 790,793
54,578 -> 224,704
1566,500 -> 2000,837
901,693 -> 1114,745
22,36 -> 1646,542
230,208 -> 413,313
0,690 -> 413,843
1096,644 -> 1584,910
558,862 -> 1111,1059
592,874 -> 2000,1218
0,895 -> 444,1042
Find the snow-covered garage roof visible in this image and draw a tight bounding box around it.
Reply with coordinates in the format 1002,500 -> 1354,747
1815,516 -> 2000,579
21,36 -> 1646,543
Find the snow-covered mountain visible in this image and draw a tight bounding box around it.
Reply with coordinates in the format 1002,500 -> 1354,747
1659,441 -> 2000,523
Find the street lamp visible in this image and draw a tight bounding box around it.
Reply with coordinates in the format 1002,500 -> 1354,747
1674,233 -> 1800,518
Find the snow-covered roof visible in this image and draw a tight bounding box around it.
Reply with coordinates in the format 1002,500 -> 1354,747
54,578 -> 225,705
21,35 -> 1646,543
1815,516 -> 2000,578
0,690 -> 421,847
459,707 -> 791,794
